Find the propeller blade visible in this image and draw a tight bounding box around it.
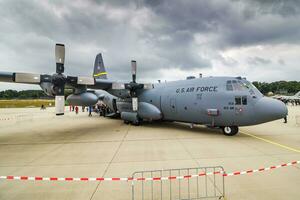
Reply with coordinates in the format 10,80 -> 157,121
77,76 -> 95,85
55,44 -> 65,74
143,83 -> 154,89
0,72 -> 14,82
131,60 -> 137,83
55,95 -> 65,115
14,73 -> 41,84
112,82 -> 125,89
66,76 -> 95,86
132,97 -> 138,111
0,72 -> 52,84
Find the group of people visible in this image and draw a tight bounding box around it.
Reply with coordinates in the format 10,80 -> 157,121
69,102 -> 111,117
69,105 -> 93,116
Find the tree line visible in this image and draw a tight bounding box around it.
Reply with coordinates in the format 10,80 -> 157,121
0,81 -> 300,99
252,81 -> 300,95
0,90 -> 50,99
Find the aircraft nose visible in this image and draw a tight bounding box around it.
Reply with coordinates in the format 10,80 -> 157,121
254,97 -> 288,123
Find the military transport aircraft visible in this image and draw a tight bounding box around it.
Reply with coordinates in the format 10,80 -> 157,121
0,44 -> 288,136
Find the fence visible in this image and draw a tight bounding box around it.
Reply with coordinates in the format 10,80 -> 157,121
132,166 -> 225,200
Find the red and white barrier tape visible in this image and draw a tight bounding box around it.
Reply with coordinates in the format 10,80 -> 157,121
0,160 -> 299,182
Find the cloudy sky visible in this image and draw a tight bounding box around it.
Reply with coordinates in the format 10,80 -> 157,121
0,0 -> 299,90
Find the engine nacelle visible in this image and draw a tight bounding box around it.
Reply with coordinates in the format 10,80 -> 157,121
118,102 -> 162,122
67,92 -> 98,106
121,112 -> 139,123
138,102 -> 162,120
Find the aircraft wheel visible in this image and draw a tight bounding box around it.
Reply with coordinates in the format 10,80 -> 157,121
222,126 -> 239,136
131,121 -> 140,126
124,120 -> 130,124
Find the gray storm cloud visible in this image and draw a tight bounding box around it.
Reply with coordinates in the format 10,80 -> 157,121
0,0 -> 299,90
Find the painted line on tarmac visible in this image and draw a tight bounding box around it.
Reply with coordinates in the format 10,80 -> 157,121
240,131 -> 300,153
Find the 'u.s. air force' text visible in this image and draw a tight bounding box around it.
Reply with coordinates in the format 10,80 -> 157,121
176,86 -> 218,93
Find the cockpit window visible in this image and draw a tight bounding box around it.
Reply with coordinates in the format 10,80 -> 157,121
233,81 -> 243,91
242,96 -> 247,105
226,79 -> 257,92
235,96 -> 241,105
226,80 -> 233,91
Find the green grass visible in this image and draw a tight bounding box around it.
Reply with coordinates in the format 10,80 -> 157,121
0,99 -> 55,108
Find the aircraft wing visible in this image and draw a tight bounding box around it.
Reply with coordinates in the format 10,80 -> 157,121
0,71 -> 142,90
89,79 -> 153,99
90,79 -> 113,90
0,72 -> 14,83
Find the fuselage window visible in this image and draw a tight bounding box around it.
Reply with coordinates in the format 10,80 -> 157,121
235,96 -> 241,105
242,96 -> 247,105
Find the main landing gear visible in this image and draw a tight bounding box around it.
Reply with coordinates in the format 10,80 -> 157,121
124,120 -> 140,126
221,126 -> 239,136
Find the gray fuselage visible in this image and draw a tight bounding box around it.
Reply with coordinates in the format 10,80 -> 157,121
106,76 -> 287,127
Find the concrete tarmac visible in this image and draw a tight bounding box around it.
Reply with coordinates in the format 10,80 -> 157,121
0,106 -> 299,199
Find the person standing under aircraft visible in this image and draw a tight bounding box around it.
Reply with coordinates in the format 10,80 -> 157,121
284,115 -> 287,123
88,106 -> 92,117
75,106 -> 79,114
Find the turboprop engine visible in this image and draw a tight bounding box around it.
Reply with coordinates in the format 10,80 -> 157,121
66,92 -> 98,106
120,102 -> 162,123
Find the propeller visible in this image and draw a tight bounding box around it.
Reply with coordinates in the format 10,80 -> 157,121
111,60 -> 153,111
53,44 -> 94,115
130,61 -> 138,111
8,44 -> 96,116
126,61 -> 149,112
6,44 -> 66,115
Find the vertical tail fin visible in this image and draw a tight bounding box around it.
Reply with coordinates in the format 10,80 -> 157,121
93,53 -> 107,79
295,91 -> 300,97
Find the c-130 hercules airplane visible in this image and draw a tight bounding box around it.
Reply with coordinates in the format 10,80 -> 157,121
0,44 -> 288,136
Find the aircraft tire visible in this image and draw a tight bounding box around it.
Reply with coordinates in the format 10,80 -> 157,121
124,120 -> 130,124
131,121 -> 140,126
222,126 -> 239,136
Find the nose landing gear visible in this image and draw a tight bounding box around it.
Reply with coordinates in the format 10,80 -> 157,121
221,126 -> 239,136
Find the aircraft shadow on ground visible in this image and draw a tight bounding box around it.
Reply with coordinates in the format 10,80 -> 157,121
141,121 -> 222,136
0,118 -> 224,144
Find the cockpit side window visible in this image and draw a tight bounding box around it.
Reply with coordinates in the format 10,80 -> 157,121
227,79 -> 253,91
226,80 -> 233,91
235,96 -> 242,105
242,96 -> 247,105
